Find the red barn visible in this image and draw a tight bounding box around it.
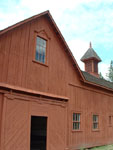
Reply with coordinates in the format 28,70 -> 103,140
0,11 -> 113,150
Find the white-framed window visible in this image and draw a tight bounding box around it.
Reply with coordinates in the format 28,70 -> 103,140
93,115 -> 99,129
35,36 -> 46,63
73,113 -> 81,130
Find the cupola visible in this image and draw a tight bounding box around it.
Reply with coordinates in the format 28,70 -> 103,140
81,42 -> 101,78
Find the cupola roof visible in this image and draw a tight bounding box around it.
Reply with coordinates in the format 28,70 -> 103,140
81,42 -> 101,62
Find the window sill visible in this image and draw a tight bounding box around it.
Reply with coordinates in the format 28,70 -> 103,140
92,129 -> 100,132
72,130 -> 83,132
32,60 -> 48,67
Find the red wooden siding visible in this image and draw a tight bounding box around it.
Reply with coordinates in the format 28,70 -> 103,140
0,93 -> 3,149
69,84 -> 113,149
0,13 -> 113,150
1,94 -> 67,150
0,16 -> 81,97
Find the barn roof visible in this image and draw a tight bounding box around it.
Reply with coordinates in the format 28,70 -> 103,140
81,42 -> 101,62
82,71 -> 113,90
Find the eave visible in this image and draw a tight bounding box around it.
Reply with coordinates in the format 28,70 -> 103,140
0,82 -> 68,102
81,76 -> 113,93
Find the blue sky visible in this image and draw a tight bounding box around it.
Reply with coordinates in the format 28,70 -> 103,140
0,0 -> 113,78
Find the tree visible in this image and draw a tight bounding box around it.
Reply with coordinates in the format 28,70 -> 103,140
107,60 -> 113,82
99,72 -> 104,79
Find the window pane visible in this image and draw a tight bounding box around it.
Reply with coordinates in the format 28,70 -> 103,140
73,113 -> 76,121
78,114 -> 80,121
93,115 -> 99,129
73,122 -> 80,130
76,114 -> 80,121
93,115 -> 95,122
73,113 -> 80,121
93,123 -> 98,129
96,116 -> 98,122
35,52 -> 39,60
42,54 -> 45,63
36,37 -> 40,44
35,37 -> 46,63
43,40 -> 46,47
76,114 -> 78,121
93,115 -> 98,122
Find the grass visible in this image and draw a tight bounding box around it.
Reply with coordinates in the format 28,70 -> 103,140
89,144 -> 113,150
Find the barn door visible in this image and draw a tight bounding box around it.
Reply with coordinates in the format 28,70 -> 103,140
30,116 -> 47,150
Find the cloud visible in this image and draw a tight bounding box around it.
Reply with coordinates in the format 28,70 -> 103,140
0,0 -> 108,29
99,62 -> 109,79
68,39 -> 89,70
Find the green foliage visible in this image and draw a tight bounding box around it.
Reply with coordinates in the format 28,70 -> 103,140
89,144 -> 113,150
106,60 -> 113,82
80,148 -> 85,150
99,72 -> 104,79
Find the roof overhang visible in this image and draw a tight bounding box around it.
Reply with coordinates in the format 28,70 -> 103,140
81,71 -> 113,92
0,82 -> 68,102
81,57 -> 101,63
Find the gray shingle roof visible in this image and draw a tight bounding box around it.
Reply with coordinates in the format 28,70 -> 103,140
82,71 -> 113,90
81,48 -> 101,62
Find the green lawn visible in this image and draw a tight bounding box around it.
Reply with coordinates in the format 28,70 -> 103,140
89,144 -> 113,150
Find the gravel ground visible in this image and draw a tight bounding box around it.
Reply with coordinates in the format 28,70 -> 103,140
89,144 -> 113,150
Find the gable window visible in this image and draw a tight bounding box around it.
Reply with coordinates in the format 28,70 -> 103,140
73,113 -> 81,130
93,115 -> 99,129
35,36 -> 46,63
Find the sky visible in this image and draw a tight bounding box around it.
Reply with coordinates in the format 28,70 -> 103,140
0,0 -> 113,78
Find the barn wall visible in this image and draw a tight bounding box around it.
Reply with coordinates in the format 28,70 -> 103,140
0,16 -> 81,97
1,93 -> 67,150
1,14 -> 113,150
68,85 -> 113,149
0,93 -> 3,148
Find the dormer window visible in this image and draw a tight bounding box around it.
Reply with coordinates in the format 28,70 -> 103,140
35,36 -> 46,63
